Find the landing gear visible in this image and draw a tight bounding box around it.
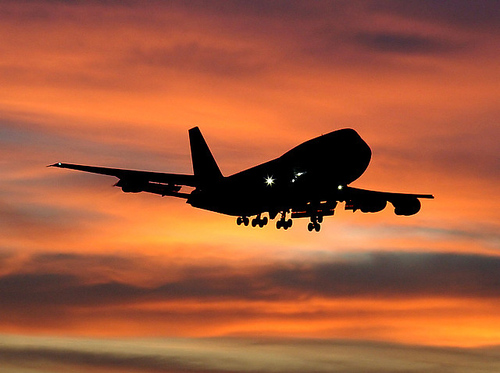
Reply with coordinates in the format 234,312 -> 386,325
276,211 -> 293,230
238,212 -> 295,230
307,216 -> 321,232
307,222 -> 321,232
276,218 -> 293,230
237,214 -> 269,228
251,214 -> 268,228
236,216 -> 249,226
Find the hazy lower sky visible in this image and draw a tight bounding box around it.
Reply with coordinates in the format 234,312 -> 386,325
1,1 -> 499,372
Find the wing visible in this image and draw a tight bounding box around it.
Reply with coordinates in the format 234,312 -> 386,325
49,162 -> 196,198
285,186 -> 433,223
342,186 -> 434,215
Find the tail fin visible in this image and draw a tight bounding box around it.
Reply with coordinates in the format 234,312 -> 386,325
189,127 -> 223,186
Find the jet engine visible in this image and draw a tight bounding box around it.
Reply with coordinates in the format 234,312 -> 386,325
115,179 -> 182,196
115,179 -> 145,193
345,199 -> 387,213
391,197 -> 421,216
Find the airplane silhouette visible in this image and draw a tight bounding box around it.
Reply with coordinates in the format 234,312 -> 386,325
50,127 -> 433,232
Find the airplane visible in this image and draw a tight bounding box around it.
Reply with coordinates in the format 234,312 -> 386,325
50,127 -> 433,232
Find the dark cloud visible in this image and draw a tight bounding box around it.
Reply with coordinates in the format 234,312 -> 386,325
354,32 -> 463,55
0,272 -> 142,308
0,272 -> 78,294
161,0 -> 345,21
262,252 -> 500,299
1,251 -> 500,315
31,252 -> 139,272
168,0 -> 500,33
370,0 -> 500,31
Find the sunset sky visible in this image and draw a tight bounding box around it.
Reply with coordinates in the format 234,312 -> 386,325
1,1 -> 499,372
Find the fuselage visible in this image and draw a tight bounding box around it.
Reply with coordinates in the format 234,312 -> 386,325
188,128 -> 371,216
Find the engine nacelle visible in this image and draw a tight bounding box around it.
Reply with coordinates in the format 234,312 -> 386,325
115,179 -> 146,193
360,199 -> 387,213
392,197 -> 421,216
345,199 -> 387,213
116,179 -> 183,196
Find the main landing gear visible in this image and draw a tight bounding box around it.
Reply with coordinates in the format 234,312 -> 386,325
252,214 -> 268,228
236,216 -> 249,226
237,210 -> 325,232
276,211 -> 292,230
307,215 -> 322,232
238,214 -> 268,228
237,212 -> 290,230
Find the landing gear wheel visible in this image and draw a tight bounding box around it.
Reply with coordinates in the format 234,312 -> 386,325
276,211 -> 290,230
277,218 -> 291,230
314,222 -> 321,232
236,217 -> 243,225
307,222 -> 314,232
252,214 -> 268,228
243,217 -> 249,226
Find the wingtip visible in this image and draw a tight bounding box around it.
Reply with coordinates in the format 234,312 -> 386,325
48,162 -> 63,168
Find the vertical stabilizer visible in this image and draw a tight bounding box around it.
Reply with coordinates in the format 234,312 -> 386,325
189,127 -> 223,186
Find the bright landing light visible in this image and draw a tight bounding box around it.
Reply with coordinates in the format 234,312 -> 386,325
265,176 -> 275,186
338,185 -> 343,190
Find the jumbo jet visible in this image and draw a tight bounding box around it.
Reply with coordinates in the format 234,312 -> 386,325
50,127 -> 433,232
